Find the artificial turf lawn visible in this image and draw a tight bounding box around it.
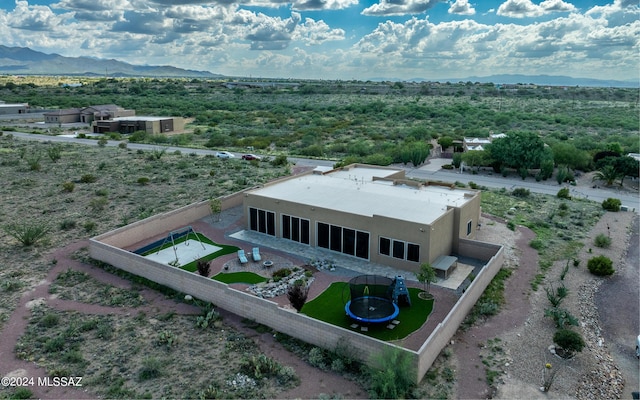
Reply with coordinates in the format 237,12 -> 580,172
143,232 -> 239,273
300,282 -> 434,341
212,271 -> 268,285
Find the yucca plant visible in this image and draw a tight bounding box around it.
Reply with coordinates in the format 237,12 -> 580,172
4,221 -> 49,246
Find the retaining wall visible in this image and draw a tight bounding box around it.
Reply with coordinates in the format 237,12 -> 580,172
90,200 -> 504,383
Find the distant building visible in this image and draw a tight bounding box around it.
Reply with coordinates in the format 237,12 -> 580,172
44,104 -> 134,124
0,102 -> 29,115
223,81 -> 300,90
93,116 -> 185,135
462,133 -> 506,152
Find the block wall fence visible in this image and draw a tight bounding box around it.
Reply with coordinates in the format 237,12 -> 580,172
90,196 -> 503,384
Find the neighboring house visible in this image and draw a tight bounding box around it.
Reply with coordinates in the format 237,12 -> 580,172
462,133 -> 507,152
93,116 -> 185,135
44,104 -> 134,124
242,164 -> 481,274
44,108 -> 82,124
0,102 -> 29,114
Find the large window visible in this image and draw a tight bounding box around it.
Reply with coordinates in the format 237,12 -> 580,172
317,222 -> 369,259
282,214 -> 310,244
248,207 -> 275,236
379,236 -> 420,262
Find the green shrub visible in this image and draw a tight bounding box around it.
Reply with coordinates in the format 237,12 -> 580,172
544,307 -> 578,328
529,238 -> 544,251
59,219 -> 76,231
271,154 -> 288,167
138,357 -> 163,381
587,255 -> 614,276
47,145 -> 62,162
272,268 -> 292,282
118,141 -> 127,149
3,221 -> 49,246
553,329 -> 585,354
62,181 -> 75,192
80,174 -> 97,183
601,198 -> 621,212
557,187 -> 571,199
97,138 -> 107,147
593,233 -> 611,248
512,187 -> 530,197
11,387 -> 34,399
368,347 -> 415,399
137,177 -> 150,186
307,347 -> 327,369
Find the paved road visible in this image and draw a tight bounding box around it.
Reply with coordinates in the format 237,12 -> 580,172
406,164 -> 640,213
5,131 -> 639,212
595,215 -> 639,399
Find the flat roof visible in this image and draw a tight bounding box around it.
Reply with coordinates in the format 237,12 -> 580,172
249,166 -> 476,225
113,116 -> 169,121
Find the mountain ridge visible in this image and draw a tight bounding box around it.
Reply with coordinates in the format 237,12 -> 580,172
0,45 -> 220,78
1,46 -> 638,87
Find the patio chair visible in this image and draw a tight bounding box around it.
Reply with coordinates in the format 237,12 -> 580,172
252,247 -> 261,262
237,249 -> 248,264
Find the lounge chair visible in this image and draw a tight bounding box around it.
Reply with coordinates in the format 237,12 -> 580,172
237,249 -> 248,264
252,247 -> 261,262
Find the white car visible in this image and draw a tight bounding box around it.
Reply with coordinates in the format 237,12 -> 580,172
636,335 -> 640,358
215,151 -> 235,159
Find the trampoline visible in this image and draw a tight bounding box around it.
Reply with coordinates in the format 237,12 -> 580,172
344,275 -> 400,324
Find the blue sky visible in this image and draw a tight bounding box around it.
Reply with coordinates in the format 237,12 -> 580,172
0,0 -> 638,81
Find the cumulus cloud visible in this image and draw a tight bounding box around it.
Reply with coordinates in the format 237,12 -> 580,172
362,0 -> 444,17
497,0 -> 576,18
111,10 -> 169,35
246,12 -> 301,50
448,0 -> 475,15
7,0 -> 69,31
294,18 -> 345,45
354,11 -> 638,78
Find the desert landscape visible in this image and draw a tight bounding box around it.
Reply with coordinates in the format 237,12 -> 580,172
0,133 -> 637,399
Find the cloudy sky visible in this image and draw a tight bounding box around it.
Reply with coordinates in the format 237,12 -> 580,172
1,0 -> 638,80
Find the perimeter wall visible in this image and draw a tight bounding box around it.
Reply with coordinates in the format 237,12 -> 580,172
90,198 -> 503,383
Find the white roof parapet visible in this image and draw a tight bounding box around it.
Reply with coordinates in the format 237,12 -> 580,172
248,166 -> 476,225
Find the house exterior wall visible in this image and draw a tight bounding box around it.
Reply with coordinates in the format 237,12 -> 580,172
243,168 -> 479,274
0,104 -> 29,115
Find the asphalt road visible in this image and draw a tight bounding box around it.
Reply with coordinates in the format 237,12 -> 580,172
5,131 -> 639,213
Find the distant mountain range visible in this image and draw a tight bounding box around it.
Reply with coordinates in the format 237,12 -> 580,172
1,46 -> 638,87
0,46 -> 221,78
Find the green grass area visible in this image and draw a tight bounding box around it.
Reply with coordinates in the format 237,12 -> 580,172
212,272 -> 268,285
142,233 -> 239,273
301,282 -> 434,341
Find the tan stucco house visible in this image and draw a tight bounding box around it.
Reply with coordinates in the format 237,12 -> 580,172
242,164 -> 480,274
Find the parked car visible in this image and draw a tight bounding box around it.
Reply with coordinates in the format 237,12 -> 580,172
215,151 -> 235,159
241,154 -> 261,161
636,335 -> 639,358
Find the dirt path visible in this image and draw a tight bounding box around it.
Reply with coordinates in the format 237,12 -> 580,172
451,222 -> 538,399
0,239 -> 365,399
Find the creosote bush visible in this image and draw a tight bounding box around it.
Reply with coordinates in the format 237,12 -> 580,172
593,233 -> 611,248
557,187 -> 571,199
587,255 -> 614,276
